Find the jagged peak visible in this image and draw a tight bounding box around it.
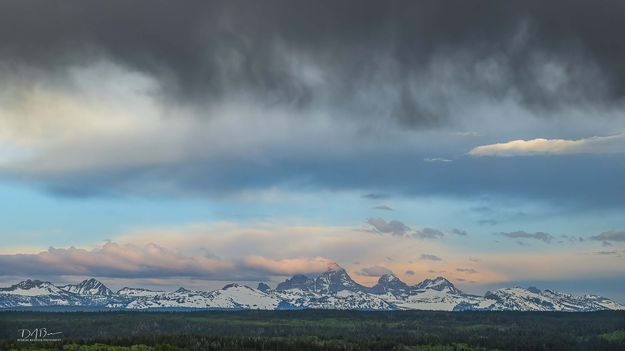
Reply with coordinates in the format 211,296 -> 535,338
77,278 -> 103,287
326,261 -> 344,272
174,287 -> 190,293
15,279 -> 52,288
378,273 -> 400,283
275,273 -> 315,291
257,282 -> 271,292
414,276 -> 462,294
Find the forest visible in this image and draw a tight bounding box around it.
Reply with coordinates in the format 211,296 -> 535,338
1,310 -> 624,350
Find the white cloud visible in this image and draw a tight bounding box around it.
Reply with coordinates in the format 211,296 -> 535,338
424,157 -> 453,163
469,133 -> 625,156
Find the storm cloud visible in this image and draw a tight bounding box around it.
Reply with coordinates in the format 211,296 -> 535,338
1,0 -> 625,208
3,0 -> 625,110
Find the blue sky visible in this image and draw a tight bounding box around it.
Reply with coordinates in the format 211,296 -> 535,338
0,0 -> 624,302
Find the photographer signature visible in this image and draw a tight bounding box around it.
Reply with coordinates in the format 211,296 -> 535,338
18,328 -> 62,341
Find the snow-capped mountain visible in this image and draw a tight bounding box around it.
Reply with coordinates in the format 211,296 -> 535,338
1,263 -> 623,311
369,273 -> 412,296
413,276 -> 463,295
480,286 -> 625,312
312,262 -> 369,294
0,280 -> 84,308
61,278 -> 114,296
124,283 -> 281,310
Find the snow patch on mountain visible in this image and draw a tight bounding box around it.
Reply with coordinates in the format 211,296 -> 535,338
1,264 -> 623,311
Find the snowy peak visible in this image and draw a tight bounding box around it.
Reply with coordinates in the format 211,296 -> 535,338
1,266 -> 623,311
482,286 -> 625,312
16,279 -> 45,288
379,273 -> 399,283
61,278 -> 113,296
314,265 -> 367,293
370,274 -> 410,295
0,280 -> 64,296
414,276 -> 463,294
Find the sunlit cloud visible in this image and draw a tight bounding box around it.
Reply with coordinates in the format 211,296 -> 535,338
0,242 -> 332,281
469,133 -> 625,157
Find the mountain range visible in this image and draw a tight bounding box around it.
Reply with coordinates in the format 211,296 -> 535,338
1,262 -> 623,311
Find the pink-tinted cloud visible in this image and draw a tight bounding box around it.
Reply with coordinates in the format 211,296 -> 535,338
0,242 -> 331,281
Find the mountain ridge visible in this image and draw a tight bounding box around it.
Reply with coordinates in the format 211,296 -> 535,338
1,264 -> 623,311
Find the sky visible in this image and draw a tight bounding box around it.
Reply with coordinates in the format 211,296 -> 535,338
0,0 -> 624,302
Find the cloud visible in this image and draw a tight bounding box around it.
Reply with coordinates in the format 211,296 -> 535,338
424,158 -> 452,163
497,231 -> 555,243
366,218 -> 410,236
405,270 -> 415,276
362,193 -> 390,200
358,266 -> 393,277
370,205 -> 393,211
456,268 -> 478,274
469,133 -> 625,157
0,242 -> 332,280
592,251 -> 619,256
413,228 -> 445,239
590,230 -> 625,243
451,228 -> 468,236
0,1 -> 623,209
419,254 -> 442,262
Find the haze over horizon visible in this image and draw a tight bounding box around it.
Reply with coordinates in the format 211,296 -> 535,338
0,0 -> 624,303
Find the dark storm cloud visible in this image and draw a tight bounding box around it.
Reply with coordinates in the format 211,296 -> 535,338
2,0 -> 625,121
2,1 -> 625,208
